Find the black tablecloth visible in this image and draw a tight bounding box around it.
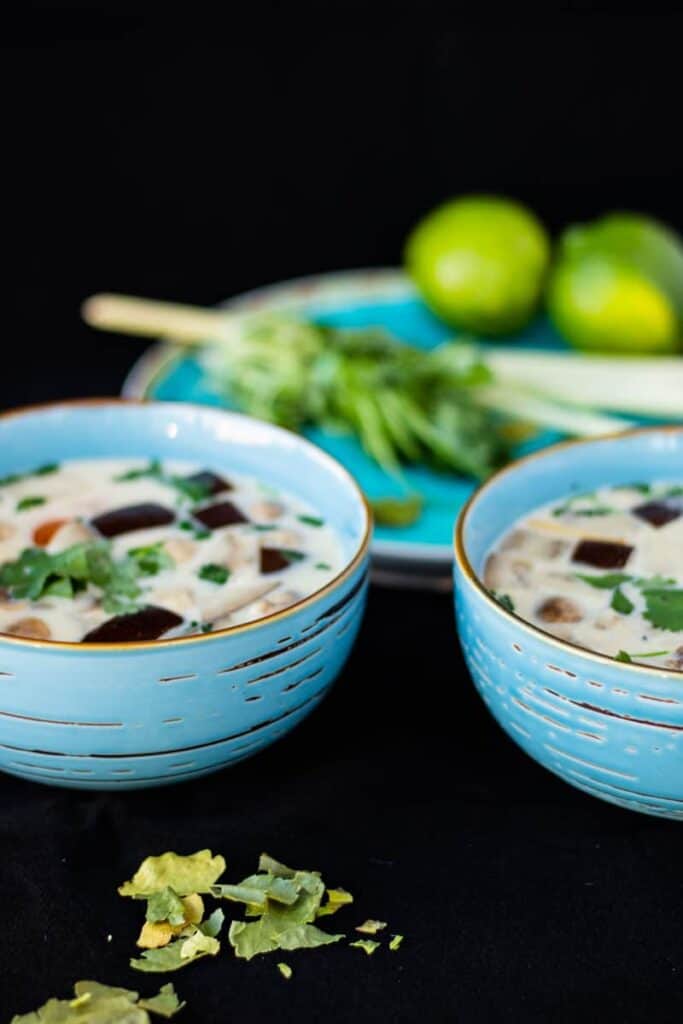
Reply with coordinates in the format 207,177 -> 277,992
6,12 -> 683,1020
1,462 -> 682,1023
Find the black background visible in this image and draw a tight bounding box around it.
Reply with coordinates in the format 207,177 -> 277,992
3,7 -> 683,1022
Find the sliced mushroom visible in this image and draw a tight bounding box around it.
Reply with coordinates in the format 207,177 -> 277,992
250,500 -> 284,523
536,596 -> 583,624
222,532 -> 258,571
150,587 -> 196,617
163,537 -> 197,564
5,616 -> 52,640
0,521 -> 16,541
500,529 -> 568,560
46,519 -> 94,553
483,553 -> 531,589
200,580 -> 279,622
260,528 -> 301,549
251,589 -> 301,616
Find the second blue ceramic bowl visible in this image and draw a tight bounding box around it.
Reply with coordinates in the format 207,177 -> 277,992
455,427 -> 683,819
0,400 -> 370,790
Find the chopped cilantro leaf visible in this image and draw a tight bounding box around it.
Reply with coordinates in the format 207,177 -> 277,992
616,648 -> 670,663
614,482 -> 651,494
128,542 -> 174,577
490,590 -> 515,613
642,588 -> 683,632
200,622 -> 213,633
35,462 -> 59,476
198,564 -> 230,585
315,562 -> 332,570
16,496 -> 46,512
279,550 -> 305,564
115,460 -> 213,504
298,515 -> 324,527
576,572 -> 632,589
252,524 -> 277,532
611,587 -> 634,615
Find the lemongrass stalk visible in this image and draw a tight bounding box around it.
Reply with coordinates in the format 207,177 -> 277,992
475,384 -> 635,437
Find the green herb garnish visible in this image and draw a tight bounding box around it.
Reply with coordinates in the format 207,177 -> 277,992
370,495 -> 423,528
128,542 -> 175,577
200,622 -> 213,633
16,495 -> 46,512
616,648 -> 672,663
0,542 -> 143,614
642,588 -> 683,632
611,587 -> 634,615
0,463 -> 59,490
576,572 -> 633,589
116,460 -> 214,504
490,590 -> 515,613
252,524 -> 277,531
315,562 -> 332,570
279,550 -> 306,564
198,563 -> 230,585
298,515 -> 324,527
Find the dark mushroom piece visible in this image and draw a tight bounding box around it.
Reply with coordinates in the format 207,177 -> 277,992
83,606 -> 184,643
260,548 -> 304,574
632,501 -> 681,528
666,647 -> 683,672
92,503 -> 175,538
571,539 -> 633,569
536,597 -> 583,624
192,501 -> 248,530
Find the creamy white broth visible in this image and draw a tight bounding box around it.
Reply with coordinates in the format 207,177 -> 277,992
0,458 -> 343,643
484,482 -> 683,671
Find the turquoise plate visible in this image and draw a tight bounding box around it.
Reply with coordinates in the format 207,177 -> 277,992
123,268 -> 567,588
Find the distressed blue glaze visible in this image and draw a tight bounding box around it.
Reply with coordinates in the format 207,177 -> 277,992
455,429 -> 683,819
0,402 -> 369,790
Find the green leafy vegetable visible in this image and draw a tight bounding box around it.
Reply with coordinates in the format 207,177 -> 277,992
576,572 -> 633,589
349,939 -> 380,955
489,590 -> 515,613
0,542 -> 143,614
130,927 -> 221,973
298,515 -> 324,527
220,853 -> 346,961
616,648 -> 670,663
203,316 -> 508,481
611,587 -> 634,615
389,934 -> 404,951
315,562 -> 332,571
16,496 -> 46,512
11,980 -> 184,1022
198,563 -> 230,585
642,588 -> 683,632
115,460 -> 213,504
128,543 -> 175,577
119,849 -> 227,898
0,463 -> 58,489
370,495 -> 424,527
146,888 -> 187,927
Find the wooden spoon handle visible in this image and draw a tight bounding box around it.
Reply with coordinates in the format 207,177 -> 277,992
81,293 -> 234,344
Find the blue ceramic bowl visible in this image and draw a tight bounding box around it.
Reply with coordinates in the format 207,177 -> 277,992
455,427 -> 683,820
0,400 -> 370,790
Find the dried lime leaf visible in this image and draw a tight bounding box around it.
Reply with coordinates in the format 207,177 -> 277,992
257,853 -> 301,879
389,934 -> 404,951
146,887 -> 187,925
316,888 -> 354,917
229,918 -> 343,960
349,939 -> 380,955
11,981 -> 183,1022
212,875 -> 300,908
199,908 -> 225,938
277,963 -> 293,980
180,894 -> 204,925
131,919 -> 222,974
355,920 -> 387,935
138,983 -> 185,1018
137,921 -> 177,950
119,850 -> 226,897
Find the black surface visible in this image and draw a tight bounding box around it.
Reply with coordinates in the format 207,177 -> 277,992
4,9 -> 683,1022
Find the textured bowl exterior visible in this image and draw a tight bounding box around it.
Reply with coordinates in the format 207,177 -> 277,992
454,429 -> 683,820
0,402 -> 370,790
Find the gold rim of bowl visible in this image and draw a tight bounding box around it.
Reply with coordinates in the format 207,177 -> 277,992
454,423 -> 683,680
0,398 -> 372,652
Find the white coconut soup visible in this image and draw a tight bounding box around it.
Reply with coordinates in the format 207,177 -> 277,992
484,482 -> 683,671
0,458 -> 344,643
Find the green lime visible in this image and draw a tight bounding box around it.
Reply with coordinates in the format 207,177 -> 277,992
548,213 -> 683,354
404,195 -> 550,334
